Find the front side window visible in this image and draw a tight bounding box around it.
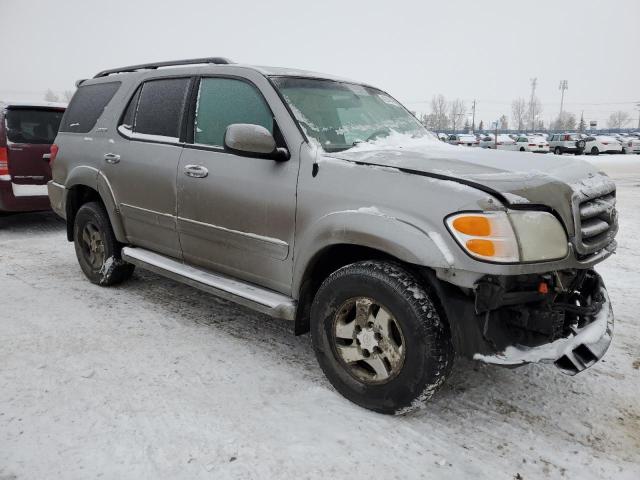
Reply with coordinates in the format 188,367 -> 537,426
193,78 -> 273,147
272,77 -> 426,152
5,108 -> 64,144
131,78 -> 191,139
60,82 -> 120,133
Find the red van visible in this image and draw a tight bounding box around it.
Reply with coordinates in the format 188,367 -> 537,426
0,101 -> 65,213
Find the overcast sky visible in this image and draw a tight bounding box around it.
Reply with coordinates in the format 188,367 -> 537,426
1,0 -> 638,127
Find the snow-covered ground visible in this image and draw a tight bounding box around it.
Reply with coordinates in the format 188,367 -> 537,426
1,156 -> 639,479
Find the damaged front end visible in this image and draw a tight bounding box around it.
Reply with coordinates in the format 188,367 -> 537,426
431,269 -> 613,375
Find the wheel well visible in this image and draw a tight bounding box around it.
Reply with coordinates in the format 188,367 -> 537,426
294,244 -> 402,335
65,185 -> 101,241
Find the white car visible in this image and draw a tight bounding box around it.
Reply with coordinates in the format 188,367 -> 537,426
512,135 -> 550,153
583,135 -> 623,155
437,132 -> 449,142
479,134 -> 516,150
621,137 -> 640,154
447,134 -> 479,146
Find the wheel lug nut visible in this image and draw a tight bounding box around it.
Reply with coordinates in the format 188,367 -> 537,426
373,346 -> 382,354
362,349 -> 370,357
367,322 -> 374,328
374,332 -> 382,340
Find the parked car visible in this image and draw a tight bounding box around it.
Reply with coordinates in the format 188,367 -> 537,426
479,134 -> 516,150
0,101 -> 65,214
49,57 -> 618,414
437,132 -> 448,142
512,135 -> 550,153
583,135 -> 623,155
448,133 -> 479,146
548,133 -> 586,155
620,137 -> 640,154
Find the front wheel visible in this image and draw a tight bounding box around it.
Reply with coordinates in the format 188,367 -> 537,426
591,146 -> 599,155
73,201 -> 134,286
554,147 -> 562,155
311,261 -> 454,414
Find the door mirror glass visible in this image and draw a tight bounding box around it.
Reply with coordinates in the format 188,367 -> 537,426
224,123 -> 285,159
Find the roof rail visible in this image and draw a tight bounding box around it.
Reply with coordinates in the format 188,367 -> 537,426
93,57 -> 234,78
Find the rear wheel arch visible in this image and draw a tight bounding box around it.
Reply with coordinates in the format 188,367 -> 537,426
65,182 -> 126,243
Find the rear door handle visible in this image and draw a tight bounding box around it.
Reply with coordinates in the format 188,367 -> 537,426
104,153 -> 121,164
183,164 -> 208,178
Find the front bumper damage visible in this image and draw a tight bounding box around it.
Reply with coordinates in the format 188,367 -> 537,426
430,269 -> 613,375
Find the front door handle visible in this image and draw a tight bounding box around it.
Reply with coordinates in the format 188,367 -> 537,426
183,164 -> 208,178
104,153 -> 121,164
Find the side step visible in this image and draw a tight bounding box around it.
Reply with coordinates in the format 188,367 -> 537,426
121,247 -> 297,321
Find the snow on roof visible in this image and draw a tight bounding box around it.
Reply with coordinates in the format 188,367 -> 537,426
0,100 -> 67,109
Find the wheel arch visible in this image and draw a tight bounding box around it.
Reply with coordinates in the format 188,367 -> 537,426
65,172 -> 126,243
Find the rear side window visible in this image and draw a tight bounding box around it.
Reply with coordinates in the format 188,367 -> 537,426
194,78 -> 273,147
60,82 -> 120,133
5,108 -> 64,144
127,78 -> 191,139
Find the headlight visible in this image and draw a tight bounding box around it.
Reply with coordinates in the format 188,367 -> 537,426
446,211 -> 568,263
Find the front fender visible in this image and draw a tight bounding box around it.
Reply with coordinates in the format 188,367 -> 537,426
292,208 -> 453,293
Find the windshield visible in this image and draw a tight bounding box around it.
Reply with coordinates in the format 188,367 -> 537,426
272,77 -> 427,152
5,108 -> 64,144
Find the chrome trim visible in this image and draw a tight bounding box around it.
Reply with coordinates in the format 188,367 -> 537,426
177,216 -> 288,248
121,247 -> 296,320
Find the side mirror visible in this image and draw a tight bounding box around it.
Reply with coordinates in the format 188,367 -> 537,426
224,123 -> 289,161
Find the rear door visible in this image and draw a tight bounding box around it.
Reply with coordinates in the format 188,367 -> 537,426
102,77 -> 192,259
5,107 -> 64,190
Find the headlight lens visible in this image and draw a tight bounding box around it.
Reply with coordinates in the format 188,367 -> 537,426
446,211 -> 568,263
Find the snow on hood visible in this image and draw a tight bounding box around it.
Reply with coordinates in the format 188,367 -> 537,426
326,132 -> 615,230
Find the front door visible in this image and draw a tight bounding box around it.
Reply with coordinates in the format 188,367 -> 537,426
102,77 -> 192,259
177,77 -> 299,294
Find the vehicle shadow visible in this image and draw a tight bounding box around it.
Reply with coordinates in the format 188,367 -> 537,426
120,267 -> 553,415
0,211 -> 65,235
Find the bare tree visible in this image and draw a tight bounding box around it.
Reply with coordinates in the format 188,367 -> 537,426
430,94 -> 449,131
63,90 -> 75,102
511,98 -> 527,131
607,111 -> 631,129
44,89 -> 59,102
498,115 -> 509,130
527,97 -> 543,131
553,112 -> 577,131
448,98 -> 466,132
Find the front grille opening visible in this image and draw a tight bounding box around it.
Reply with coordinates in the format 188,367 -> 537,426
575,187 -> 617,255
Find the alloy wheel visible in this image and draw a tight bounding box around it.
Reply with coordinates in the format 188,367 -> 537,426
332,297 -> 406,384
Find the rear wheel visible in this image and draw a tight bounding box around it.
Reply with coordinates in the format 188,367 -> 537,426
311,260 -> 454,414
554,147 -> 562,155
73,201 -> 134,286
591,146 -> 599,155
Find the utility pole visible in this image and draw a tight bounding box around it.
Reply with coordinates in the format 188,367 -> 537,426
559,80 -> 568,118
471,100 -> 476,132
529,77 -> 537,133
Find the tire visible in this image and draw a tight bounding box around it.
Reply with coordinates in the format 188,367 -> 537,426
311,260 -> 454,415
591,146 -> 599,156
520,147 -> 525,152
73,201 -> 134,286
554,147 -> 562,155
622,148 -> 627,154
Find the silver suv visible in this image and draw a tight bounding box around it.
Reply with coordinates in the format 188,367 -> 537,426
48,58 -> 617,414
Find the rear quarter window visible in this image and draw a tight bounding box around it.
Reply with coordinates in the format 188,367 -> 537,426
59,82 -> 120,133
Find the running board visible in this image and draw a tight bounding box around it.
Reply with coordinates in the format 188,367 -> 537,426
121,247 -> 296,321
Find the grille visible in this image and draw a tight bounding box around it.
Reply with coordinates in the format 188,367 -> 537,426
574,186 -> 617,255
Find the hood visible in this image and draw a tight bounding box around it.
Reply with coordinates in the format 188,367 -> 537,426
326,135 -> 616,232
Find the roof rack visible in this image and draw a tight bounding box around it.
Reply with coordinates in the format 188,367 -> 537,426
93,57 -> 234,78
